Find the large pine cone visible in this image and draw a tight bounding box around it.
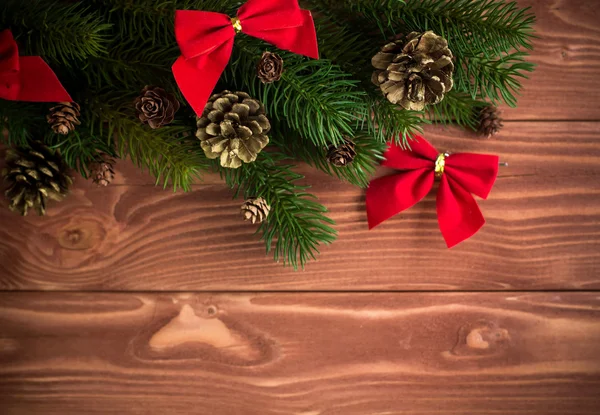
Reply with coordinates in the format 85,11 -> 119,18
47,102 -> 81,135
478,105 -> 504,138
2,141 -> 72,216
372,31 -> 454,111
196,90 -> 270,169
241,197 -> 270,224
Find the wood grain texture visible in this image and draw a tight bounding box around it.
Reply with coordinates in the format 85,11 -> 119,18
0,292 -> 599,415
1,122 -> 599,291
501,0 -> 600,121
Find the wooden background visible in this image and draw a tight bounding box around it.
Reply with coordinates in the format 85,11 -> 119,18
1,0 -> 600,413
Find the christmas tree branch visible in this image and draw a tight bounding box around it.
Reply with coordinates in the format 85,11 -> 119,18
427,90 -> 488,130
44,129 -> 117,179
1,0 -> 111,67
271,124 -> 386,188
226,39 -> 368,148
0,101 -> 46,148
88,93 -> 210,191
457,52 -> 535,106
216,152 -> 337,269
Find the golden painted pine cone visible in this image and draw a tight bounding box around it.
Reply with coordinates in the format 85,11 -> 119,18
90,157 -> 115,186
47,102 -> 81,135
257,51 -> 284,83
241,197 -> 270,224
372,31 -> 454,111
2,141 -> 72,216
196,90 -> 270,169
327,139 -> 356,167
478,105 -> 504,138
134,86 -> 180,129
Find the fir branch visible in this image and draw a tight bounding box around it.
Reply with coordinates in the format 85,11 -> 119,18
271,126 -> 386,188
88,93 -> 210,191
428,91 -> 487,130
225,37 -> 368,148
0,101 -> 47,148
399,0 -> 536,58
370,98 -> 425,146
1,0 -> 111,67
217,152 -> 337,269
460,52 -> 535,107
44,130 -> 117,179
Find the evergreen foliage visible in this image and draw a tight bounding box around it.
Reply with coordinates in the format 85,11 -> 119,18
0,0 -> 535,267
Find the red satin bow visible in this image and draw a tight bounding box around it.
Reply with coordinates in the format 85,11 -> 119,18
173,0 -> 319,115
366,136 -> 499,248
0,29 -> 71,103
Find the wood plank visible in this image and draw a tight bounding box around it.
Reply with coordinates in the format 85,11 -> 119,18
495,0 -> 600,120
1,122 -> 599,291
0,292 -> 599,414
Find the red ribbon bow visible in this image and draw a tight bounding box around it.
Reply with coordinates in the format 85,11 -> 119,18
0,29 -> 71,103
366,136 -> 499,248
173,0 -> 319,115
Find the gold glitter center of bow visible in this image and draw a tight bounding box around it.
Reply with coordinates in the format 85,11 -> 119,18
435,152 -> 450,178
231,17 -> 243,33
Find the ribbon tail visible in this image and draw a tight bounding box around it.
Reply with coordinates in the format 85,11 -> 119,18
15,56 -> 71,102
172,39 -> 234,116
367,169 -> 434,229
244,9 -> 319,59
437,175 -> 486,248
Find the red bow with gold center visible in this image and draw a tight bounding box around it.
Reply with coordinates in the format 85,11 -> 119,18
366,136 -> 499,247
173,0 -> 319,116
0,29 -> 71,103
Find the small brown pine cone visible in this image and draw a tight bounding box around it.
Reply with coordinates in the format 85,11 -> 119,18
478,105 -> 503,138
134,86 -> 180,129
257,51 -> 284,83
47,102 -> 81,135
326,138 -> 356,167
89,157 -> 115,187
241,197 -> 270,224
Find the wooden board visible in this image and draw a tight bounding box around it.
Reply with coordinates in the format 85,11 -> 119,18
1,122 -> 599,291
1,292 -> 599,415
499,0 -> 600,121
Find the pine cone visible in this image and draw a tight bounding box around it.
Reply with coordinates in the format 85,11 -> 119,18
196,90 -> 270,169
134,86 -> 180,129
478,105 -> 503,138
257,51 -> 284,83
2,141 -> 72,216
89,156 -> 115,187
372,31 -> 454,111
327,139 -> 356,167
47,102 -> 81,135
241,197 -> 270,224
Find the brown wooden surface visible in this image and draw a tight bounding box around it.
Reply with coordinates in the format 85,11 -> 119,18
1,122 -> 599,291
1,0 -> 600,413
1,292 -> 599,415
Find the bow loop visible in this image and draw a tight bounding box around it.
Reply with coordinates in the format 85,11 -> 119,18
174,11 -> 234,59
445,153 -> 499,199
366,135 -> 499,247
0,29 -> 71,103
173,0 -> 319,116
